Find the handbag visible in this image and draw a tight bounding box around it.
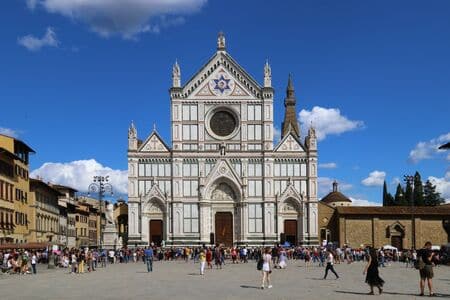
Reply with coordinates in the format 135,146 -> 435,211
257,257 -> 263,270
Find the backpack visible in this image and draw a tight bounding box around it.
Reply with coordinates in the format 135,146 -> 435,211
414,256 -> 425,270
257,257 -> 264,271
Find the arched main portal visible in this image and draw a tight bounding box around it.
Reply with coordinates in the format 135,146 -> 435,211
208,180 -> 241,246
280,197 -> 303,246
143,197 -> 166,246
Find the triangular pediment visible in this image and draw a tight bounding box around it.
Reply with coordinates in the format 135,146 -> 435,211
274,132 -> 305,152
182,52 -> 262,100
145,183 -> 166,201
279,182 -> 304,203
203,158 -> 243,199
138,131 -> 170,153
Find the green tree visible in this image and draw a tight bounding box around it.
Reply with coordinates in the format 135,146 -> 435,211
404,179 -> 413,205
394,183 -> 406,206
387,193 -> 395,206
423,180 -> 445,206
383,181 -> 389,206
413,171 -> 424,206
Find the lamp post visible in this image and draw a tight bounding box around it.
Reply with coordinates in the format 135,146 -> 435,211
403,175 -> 415,250
88,175 -> 113,249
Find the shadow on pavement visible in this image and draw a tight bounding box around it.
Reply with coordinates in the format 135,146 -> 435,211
336,290 -> 450,297
240,285 -> 261,289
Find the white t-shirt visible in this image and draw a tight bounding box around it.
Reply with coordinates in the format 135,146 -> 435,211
31,255 -> 37,264
326,253 -> 334,265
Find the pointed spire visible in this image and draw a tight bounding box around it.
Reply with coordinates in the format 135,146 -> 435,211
217,31 -> 226,51
281,74 -> 300,139
264,59 -> 272,87
172,59 -> 181,88
332,180 -> 338,192
308,122 -> 316,138
286,73 -> 295,101
128,120 -> 137,139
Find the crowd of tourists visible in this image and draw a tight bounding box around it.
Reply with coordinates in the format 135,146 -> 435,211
0,241 -> 446,296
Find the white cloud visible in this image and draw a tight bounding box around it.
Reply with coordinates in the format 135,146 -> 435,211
428,171 -> 450,202
18,27 -> 59,51
318,177 -> 352,197
391,177 -> 401,185
349,197 -> 382,206
408,132 -> 450,163
26,0 -> 38,10
318,162 -> 337,169
273,126 -> 281,143
298,106 -> 364,141
0,127 -> 19,138
30,0 -> 207,39
31,159 -> 127,194
361,170 -> 386,187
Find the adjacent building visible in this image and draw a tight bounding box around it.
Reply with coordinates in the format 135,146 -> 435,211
0,134 -> 35,244
114,199 -> 128,245
128,33 -> 319,247
28,178 -> 62,243
52,184 -> 78,248
318,182 -> 450,249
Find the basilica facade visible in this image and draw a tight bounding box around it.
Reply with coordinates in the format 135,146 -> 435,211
127,33 -> 319,247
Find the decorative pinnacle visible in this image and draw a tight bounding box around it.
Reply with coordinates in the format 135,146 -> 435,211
217,31 -> 226,51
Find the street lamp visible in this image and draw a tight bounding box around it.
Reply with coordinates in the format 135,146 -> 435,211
403,175 -> 415,250
88,175 -> 113,249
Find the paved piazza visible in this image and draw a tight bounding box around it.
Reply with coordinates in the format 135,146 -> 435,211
1,261 -> 449,299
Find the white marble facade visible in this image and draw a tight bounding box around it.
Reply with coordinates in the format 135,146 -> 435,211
127,33 -> 319,247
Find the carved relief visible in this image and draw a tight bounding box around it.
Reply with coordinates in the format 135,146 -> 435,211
212,182 -> 236,201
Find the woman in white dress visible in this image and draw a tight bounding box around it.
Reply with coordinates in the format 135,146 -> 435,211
278,248 -> 287,269
261,247 -> 273,289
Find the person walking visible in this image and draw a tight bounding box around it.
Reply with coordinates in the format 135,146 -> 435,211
144,246 -> 154,273
323,249 -> 339,280
31,252 -> 37,274
418,241 -> 435,297
363,247 -> 384,295
261,247 -> 273,289
214,245 -> 222,269
199,250 -> 206,275
206,248 -> 213,269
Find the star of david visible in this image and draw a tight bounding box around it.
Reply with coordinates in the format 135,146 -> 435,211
213,75 -> 231,93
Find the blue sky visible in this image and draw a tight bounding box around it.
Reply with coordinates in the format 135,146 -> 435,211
0,0 -> 449,203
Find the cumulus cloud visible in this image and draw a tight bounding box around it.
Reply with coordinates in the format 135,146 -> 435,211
391,177 -> 401,185
428,171 -> 450,202
349,197 -> 382,206
299,106 -> 364,141
26,0 -> 38,10
318,177 -> 352,197
18,27 -> 59,51
273,126 -> 281,143
361,170 -> 386,187
29,0 -> 207,39
0,127 -> 19,138
31,159 -> 127,194
408,133 -> 450,163
318,162 -> 337,169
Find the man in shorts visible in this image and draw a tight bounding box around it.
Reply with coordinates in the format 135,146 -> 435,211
418,241 -> 435,297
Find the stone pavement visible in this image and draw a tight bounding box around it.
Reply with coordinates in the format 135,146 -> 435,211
0,260 -> 449,300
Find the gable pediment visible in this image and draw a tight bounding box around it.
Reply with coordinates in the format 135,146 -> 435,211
203,159 -> 243,199
279,183 -> 304,202
274,133 -> 305,152
138,131 -> 170,153
181,52 -> 262,100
